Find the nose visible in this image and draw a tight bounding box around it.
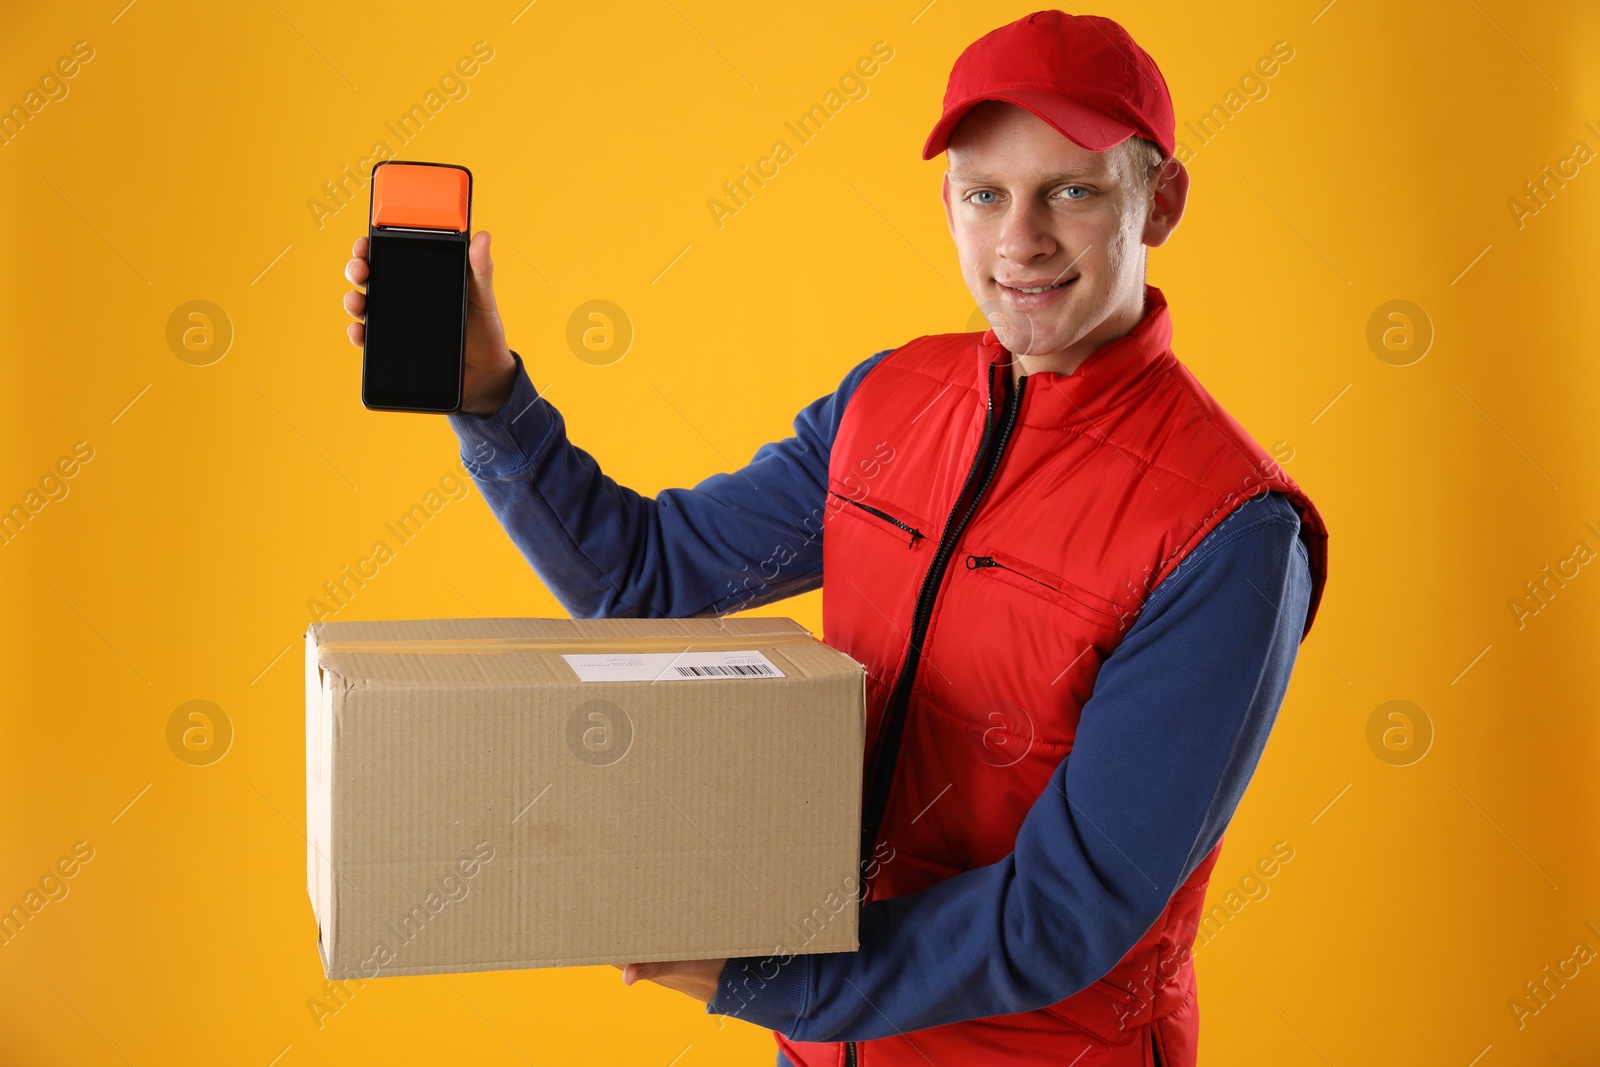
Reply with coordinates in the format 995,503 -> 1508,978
994,196 -> 1057,267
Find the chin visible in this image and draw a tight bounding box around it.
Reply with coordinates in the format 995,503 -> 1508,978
1002,316 -> 1076,358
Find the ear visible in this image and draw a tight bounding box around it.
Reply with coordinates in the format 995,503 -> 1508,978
1143,157 -> 1189,248
941,171 -> 954,234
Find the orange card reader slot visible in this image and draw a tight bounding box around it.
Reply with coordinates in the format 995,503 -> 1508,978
371,163 -> 470,231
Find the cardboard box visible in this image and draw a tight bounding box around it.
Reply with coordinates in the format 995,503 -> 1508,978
304,615 -> 865,980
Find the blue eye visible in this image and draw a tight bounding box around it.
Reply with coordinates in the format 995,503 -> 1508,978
1059,186 -> 1087,200
971,190 -> 998,205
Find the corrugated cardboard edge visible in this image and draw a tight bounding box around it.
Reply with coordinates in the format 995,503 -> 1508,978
310,616 -> 828,688
331,941 -> 845,979
305,624 -> 338,977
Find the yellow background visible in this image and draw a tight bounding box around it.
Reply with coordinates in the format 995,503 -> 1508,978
3,0 -> 1598,1063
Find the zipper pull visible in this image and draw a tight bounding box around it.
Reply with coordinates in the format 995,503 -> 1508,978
965,554 -> 997,569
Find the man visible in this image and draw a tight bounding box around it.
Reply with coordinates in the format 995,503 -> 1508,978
341,10 -> 1328,1066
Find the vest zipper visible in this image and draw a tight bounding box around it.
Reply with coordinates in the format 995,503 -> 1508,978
857,362 -> 1027,875
845,364 -> 1026,1067
843,498 -> 926,544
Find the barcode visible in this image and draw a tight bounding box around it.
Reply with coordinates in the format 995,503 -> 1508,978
674,663 -> 777,677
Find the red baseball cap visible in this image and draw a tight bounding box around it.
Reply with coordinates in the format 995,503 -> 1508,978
921,9 -> 1175,161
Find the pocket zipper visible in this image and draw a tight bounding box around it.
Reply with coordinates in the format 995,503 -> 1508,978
843,497 -> 926,545
966,554 -> 1125,622
965,553 -> 1057,590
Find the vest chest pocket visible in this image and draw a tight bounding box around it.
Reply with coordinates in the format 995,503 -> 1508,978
962,545 -> 1127,628
826,489 -> 929,549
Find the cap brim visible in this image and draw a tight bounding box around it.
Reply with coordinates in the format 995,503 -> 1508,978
921,87 -> 1138,160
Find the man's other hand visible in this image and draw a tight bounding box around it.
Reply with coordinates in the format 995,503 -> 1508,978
611,958 -> 726,1004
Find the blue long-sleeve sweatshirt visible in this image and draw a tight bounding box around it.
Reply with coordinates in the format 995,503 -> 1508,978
447,347 -> 1314,1042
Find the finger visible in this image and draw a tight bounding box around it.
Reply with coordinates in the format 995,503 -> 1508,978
347,321 -> 364,347
343,289 -> 365,319
345,256 -> 369,287
352,236 -> 367,257
626,962 -> 662,986
466,230 -> 497,312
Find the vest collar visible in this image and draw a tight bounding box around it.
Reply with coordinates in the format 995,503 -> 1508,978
976,283 -> 1174,427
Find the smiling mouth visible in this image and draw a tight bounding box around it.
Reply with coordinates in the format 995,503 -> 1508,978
999,278 -> 1076,294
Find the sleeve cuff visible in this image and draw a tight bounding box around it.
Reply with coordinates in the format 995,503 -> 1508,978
446,350 -> 555,479
704,953 -> 812,1035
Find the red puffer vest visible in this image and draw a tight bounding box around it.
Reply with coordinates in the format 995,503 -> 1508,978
777,285 -> 1328,1067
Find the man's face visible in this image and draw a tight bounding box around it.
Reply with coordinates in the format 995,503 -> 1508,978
942,101 -> 1185,366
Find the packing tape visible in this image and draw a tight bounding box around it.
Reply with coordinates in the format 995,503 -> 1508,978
314,631 -> 818,663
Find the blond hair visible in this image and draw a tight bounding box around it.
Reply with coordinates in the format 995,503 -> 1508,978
1117,136 -> 1168,195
